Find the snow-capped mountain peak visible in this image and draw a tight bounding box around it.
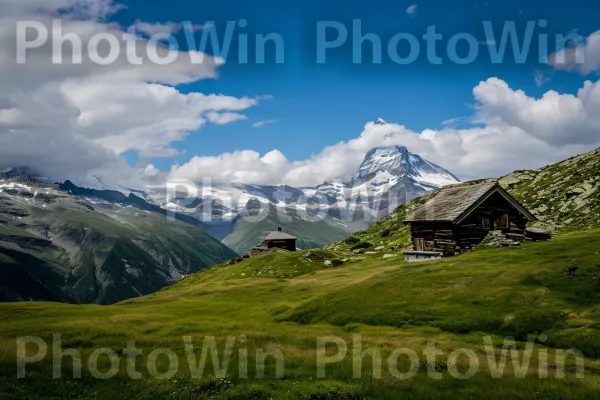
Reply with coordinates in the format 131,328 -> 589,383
374,118 -> 387,125
357,145 -> 460,188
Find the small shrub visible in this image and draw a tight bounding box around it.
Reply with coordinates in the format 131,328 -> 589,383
343,323 -> 361,332
330,259 -> 344,267
304,250 -> 336,262
418,357 -> 448,373
343,236 -> 361,245
502,310 -> 569,341
350,242 -> 372,251
191,377 -> 233,396
293,382 -> 362,400
224,385 -> 272,400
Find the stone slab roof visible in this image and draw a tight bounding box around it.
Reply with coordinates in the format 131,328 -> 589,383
264,231 -> 298,241
404,182 -> 536,223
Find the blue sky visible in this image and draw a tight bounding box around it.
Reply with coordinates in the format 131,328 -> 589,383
109,0 -> 597,170
3,0 -> 599,188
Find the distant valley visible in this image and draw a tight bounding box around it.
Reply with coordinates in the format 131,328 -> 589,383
156,143 -> 460,254
0,132 -> 462,303
0,180 -> 236,304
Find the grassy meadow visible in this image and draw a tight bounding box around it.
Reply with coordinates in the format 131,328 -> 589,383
2,229 -> 600,399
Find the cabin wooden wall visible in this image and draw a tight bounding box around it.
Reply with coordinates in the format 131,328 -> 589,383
455,191 -> 528,251
409,222 -> 457,256
267,239 -> 297,251
409,191 -> 530,256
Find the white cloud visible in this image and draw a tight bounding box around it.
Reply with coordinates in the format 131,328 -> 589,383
472,78 -> 600,146
2,0 -> 598,193
0,0 -> 261,188
206,112 -> 248,125
441,117 -> 463,126
406,4 -> 418,16
134,21 -> 182,36
133,21 -> 203,36
548,30 -> 600,75
252,119 -> 277,128
170,78 -> 600,187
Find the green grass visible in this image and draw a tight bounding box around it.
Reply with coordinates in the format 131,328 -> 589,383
2,230 -> 600,399
191,248 -> 346,281
283,231 -> 600,351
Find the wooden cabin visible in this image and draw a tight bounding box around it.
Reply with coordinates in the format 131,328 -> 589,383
403,182 -> 536,256
263,228 -> 298,251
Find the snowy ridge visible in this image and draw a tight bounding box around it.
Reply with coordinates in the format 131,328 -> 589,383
48,119 -> 461,245
357,145 -> 459,188
89,143 -> 459,225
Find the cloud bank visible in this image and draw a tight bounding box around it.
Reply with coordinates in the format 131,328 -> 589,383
170,77 -> 600,187
0,0 -> 261,188
548,30 -> 600,75
2,1 -> 599,191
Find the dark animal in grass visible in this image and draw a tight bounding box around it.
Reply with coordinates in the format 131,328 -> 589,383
568,266 -> 578,276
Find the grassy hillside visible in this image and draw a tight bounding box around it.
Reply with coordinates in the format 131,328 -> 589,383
2,149 -> 600,398
2,229 -> 600,399
499,147 -> 600,229
222,204 -> 368,254
326,147 -> 600,258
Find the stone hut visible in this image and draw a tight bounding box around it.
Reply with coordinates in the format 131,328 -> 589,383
249,228 -> 298,257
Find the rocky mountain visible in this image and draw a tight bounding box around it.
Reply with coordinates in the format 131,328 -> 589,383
327,146 -> 600,257
156,140 -> 460,254
0,178 -> 237,304
499,147 -> 600,229
1,121 -> 460,258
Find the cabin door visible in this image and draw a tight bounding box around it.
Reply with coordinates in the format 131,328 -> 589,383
495,214 -> 509,230
415,238 -> 425,251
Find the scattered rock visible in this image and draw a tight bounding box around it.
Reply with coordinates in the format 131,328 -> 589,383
374,246 -> 386,251
304,250 -> 333,262
324,260 -> 332,266
479,230 -> 521,248
383,254 -> 396,259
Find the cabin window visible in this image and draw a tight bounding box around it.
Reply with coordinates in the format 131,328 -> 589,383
495,213 -> 509,230
415,238 -> 425,251
482,218 -> 491,229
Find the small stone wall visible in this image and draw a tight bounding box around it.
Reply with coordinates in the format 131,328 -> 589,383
479,230 -> 522,248
249,245 -> 273,258
403,251 -> 442,263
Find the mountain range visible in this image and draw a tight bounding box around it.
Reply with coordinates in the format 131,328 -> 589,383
328,146 -> 600,259
156,142 -> 460,253
0,179 -> 236,304
0,121 -> 462,303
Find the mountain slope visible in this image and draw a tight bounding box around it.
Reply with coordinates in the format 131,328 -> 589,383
357,146 -> 460,188
499,147 -> 600,229
221,203 -> 370,254
327,146 -> 600,256
0,179 -> 237,304
1,229 -> 600,399
160,142 -> 460,253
